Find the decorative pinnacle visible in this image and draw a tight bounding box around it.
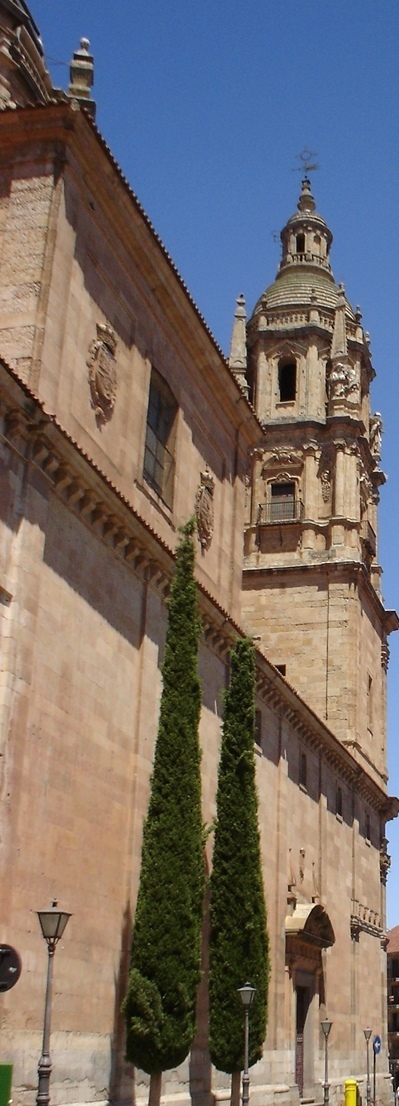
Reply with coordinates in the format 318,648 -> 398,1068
68,35 -> 96,120
297,177 -> 316,214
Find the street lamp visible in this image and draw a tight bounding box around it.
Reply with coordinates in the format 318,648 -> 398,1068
36,901 -> 71,1106
321,1018 -> 332,1106
238,983 -> 256,1106
364,1027 -> 372,1106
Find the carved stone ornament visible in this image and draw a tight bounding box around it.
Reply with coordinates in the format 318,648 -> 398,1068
381,642 -> 390,673
195,467 -> 215,552
262,447 -> 302,475
328,361 -> 359,402
87,322 -> 118,426
380,840 -> 391,885
359,467 -> 372,515
370,412 -> 383,461
320,469 -> 331,502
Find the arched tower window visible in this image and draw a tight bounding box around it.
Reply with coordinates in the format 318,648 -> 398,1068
296,233 -> 305,254
278,359 -> 297,402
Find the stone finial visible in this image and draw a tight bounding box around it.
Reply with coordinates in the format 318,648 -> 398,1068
68,37 -> 96,120
297,177 -> 316,214
229,294 -> 249,396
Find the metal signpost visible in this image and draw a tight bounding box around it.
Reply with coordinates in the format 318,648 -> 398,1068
373,1035 -> 381,1106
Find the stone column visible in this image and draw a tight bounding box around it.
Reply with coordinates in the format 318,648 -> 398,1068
333,441 -> 346,516
302,442 -> 319,550
332,440 -> 346,546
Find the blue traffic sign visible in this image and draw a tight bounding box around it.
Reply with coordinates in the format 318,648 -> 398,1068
373,1035 -> 381,1054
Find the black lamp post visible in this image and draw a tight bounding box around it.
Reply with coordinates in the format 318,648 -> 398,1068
238,983 -> 256,1106
364,1027 -> 372,1106
321,1018 -> 332,1106
36,901 -> 71,1106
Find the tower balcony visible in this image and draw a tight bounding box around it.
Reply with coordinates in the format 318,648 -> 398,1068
257,498 -> 304,525
279,251 -> 332,273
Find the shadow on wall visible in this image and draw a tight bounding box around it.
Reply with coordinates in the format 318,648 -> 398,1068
189,862 -> 213,1106
109,899 -> 133,1106
109,874 -> 213,1106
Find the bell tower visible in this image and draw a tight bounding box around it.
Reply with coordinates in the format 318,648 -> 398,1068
238,178 -> 397,787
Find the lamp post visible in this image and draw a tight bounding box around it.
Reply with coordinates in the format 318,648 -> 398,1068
238,983 -> 256,1106
364,1028 -> 372,1106
36,901 -> 71,1106
321,1018 -> 332,1106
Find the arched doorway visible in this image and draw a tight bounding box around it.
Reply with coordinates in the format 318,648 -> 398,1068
286,904 -> 335,1098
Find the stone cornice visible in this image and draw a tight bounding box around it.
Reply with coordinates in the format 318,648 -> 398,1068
0,358 -> 396,823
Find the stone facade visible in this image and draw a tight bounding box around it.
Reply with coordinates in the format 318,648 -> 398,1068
0,8 -> 397,1106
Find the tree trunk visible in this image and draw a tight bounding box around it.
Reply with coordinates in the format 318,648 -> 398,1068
230,1069 -> 241,1106
149,1071 -> 162,1106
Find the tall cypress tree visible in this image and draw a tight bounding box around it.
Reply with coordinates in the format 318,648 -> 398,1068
123,520 -> 204,1098
209,638 -> 269,1095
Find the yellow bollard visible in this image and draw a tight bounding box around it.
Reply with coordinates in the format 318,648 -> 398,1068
345,1078 -> 358,1106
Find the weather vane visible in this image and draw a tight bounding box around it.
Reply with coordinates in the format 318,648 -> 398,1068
293,147 -> 319,176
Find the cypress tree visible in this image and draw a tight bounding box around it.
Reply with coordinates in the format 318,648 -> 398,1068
123,520 -> 204,1092
209,637 -> 269,1090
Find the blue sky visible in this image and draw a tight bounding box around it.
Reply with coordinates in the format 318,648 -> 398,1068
32,1 -> 399,922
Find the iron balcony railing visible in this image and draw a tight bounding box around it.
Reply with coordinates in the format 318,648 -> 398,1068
257,499 -> 304,525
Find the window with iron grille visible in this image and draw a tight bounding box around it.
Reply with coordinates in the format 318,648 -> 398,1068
271,482 -> 296,521
143,369 -> 177,507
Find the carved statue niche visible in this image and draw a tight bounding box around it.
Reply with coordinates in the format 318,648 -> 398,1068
87,322 -> 118,427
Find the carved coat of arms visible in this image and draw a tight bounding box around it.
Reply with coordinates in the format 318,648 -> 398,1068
87,322 -> 118,426
195,467 -> 215,551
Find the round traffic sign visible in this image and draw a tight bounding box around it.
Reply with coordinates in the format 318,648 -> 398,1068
0,945 -> 22,992
373,1035 -> 381,1054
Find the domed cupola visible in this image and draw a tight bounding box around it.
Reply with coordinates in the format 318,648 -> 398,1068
279,177 -> 333,275
248,179 -> 357,330
230,177 -> 375,436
